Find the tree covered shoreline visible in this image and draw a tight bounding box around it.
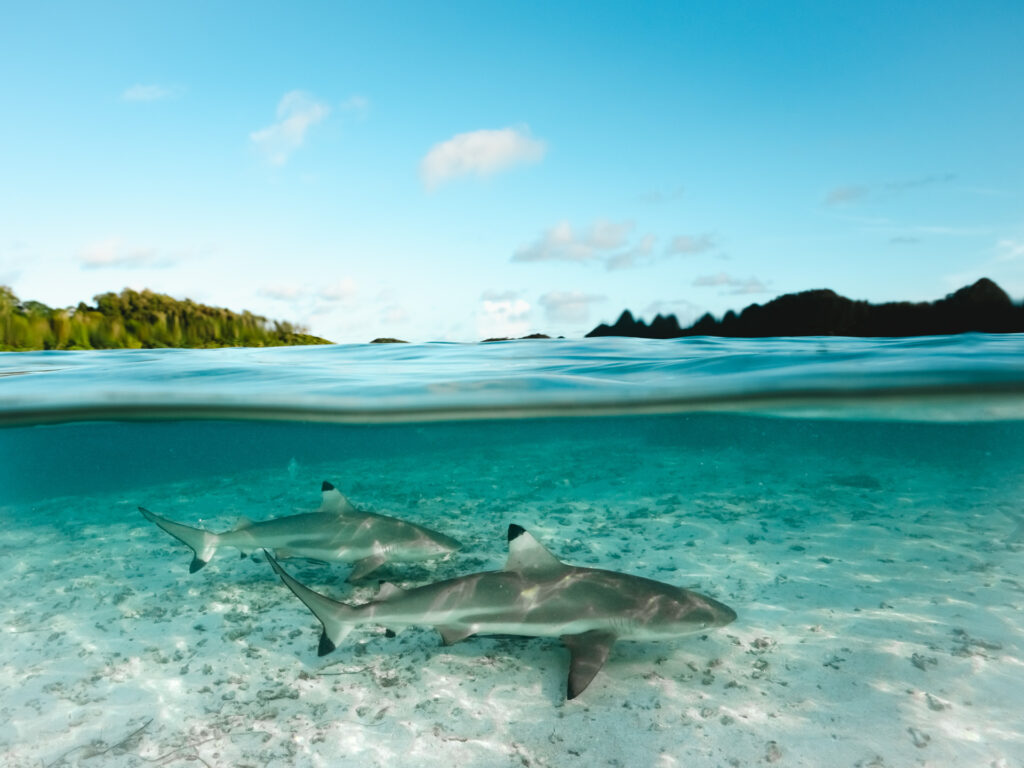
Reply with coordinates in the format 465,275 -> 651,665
0,287 -> 332,350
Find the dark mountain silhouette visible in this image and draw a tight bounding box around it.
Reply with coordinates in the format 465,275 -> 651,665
586,279 -> 1023,338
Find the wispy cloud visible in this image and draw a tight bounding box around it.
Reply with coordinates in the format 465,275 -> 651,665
421,125 -> 546,188
339,94 -> 370,119
825,185 -> 869,206
692,272 -> 769,294
606,234 -> 657,270
538,291 -> 606,324
636,186 -> 685,204
251,91 -> 330,165
825,174 -> 956,206
997,238 -> 1024,262
258,278 -> 357,315
79,238 -> 178,269
513,219 -> 675,271
121,84 -> 182,102
666,233 -> 715,256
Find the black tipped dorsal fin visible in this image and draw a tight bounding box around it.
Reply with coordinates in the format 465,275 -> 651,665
504,525 -> 565,573
319,481 -> 356,514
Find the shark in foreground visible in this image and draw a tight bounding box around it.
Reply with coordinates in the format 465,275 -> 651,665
266,524 -> 737,699
139,481 -> 461,579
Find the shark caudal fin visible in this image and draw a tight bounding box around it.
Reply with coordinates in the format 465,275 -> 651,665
139,507 -> 219,573
264,550 -> 355,655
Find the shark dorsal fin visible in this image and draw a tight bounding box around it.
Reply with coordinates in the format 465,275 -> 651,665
376,581 -> 406,601
504,525 -> 565,573
232,516 -> 254,530
319,481 -> 356,515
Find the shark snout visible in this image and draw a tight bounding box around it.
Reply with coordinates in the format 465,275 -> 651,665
427,532 -> 462,555
706,596 -> 737,627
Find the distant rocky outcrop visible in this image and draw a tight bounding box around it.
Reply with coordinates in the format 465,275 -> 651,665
370,337 -> 409,343
482,333 -> 557,342
586,279 -> 1024,338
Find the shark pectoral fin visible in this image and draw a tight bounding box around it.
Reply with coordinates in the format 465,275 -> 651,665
348,555 -> 387,582
437,626 -> 475,646
561,630 -> 617,700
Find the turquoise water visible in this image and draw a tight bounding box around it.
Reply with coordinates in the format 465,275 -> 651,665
2,337 -> 1023,766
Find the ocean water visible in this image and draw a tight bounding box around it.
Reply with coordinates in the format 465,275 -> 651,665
1,336 -> 1023,767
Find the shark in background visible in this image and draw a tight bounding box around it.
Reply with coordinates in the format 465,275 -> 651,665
266,524 -> 736,700
139,481 -> 461,579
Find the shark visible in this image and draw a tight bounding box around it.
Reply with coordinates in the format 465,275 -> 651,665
265,523 -> 737,699
139,481 -> 462,579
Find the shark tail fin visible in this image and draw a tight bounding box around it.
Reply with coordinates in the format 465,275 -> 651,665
139,507 -> 219,573
264,550 -> 355,655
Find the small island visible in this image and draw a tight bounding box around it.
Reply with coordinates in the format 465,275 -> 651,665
0,286 -> 332,351
587,278 -> 1024,339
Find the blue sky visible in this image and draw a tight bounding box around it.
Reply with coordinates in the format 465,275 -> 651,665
1,1 -> 1022,342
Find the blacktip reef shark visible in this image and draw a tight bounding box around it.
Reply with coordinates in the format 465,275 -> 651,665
139,481 -> 461,579
266,524 -> 736,700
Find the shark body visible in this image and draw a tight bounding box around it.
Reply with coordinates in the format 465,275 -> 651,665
267,524 -> 736,699
139,481 -> 461,579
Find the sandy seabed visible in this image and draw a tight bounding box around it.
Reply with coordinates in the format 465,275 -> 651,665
1,417 -> 1023,767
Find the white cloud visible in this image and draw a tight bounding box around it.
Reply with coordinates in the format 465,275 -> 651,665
79,238 -> 177,269
122,84 -> 180,102
538,291 -> 605,324
513,220 -> 635,264
666,234 -> 715,256
251,91 -> 330,165
421,125 -> 546,188
692,272 -> 769,294
476,297 -> 532,339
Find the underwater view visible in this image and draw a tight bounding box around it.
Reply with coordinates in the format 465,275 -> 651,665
2,337 -> 1024,767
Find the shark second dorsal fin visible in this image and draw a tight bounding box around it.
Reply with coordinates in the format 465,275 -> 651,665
319,480 -> 356,515
504,524 -> 565,573
232,516 -> 254,530
376,581 -> 406,601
